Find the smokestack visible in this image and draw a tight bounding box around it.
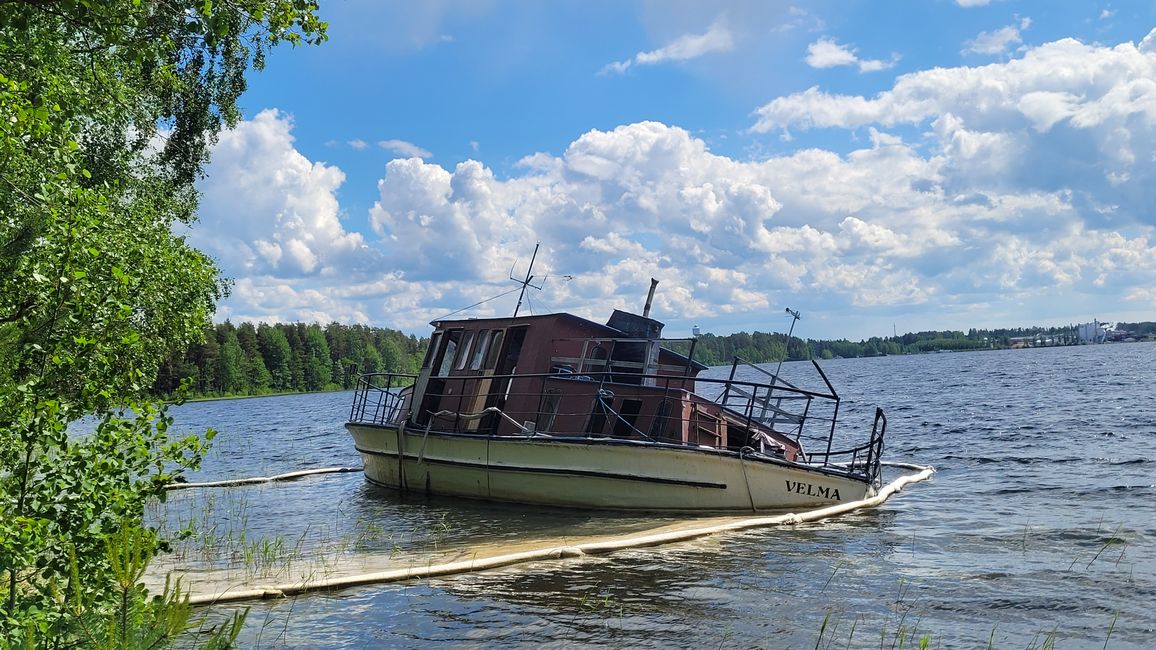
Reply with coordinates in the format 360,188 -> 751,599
642,278 -> 659,318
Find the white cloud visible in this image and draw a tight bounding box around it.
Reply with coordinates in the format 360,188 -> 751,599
963,17 -> 1031,56
353,116 -> 1156,333
378,139 -> 433,159
1141,27 -> 1156,53
749,34 -> 1156,324
752,34 -> 1156,214
956,0 -> 991,6
805,37 -> 897,72
601,17 -> 733,75
600,60 -> 633,75
196,109 -> 371,278
805,37 -> 856,68
347,139 -> 369,150
196,32 -> 1156,337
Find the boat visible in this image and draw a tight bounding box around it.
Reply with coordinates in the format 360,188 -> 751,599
345,285 -> 886,512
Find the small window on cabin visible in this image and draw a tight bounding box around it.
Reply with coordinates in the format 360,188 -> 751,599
454,331 -> 476,370
583,345 -> 609,375
485,330 -> 505,369
437,329 -> 462,377
469,330 -> 490,370
422,333 -> 442,369
649,399 -> 673,440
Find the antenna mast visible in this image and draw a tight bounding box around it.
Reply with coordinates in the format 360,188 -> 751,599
776,307 -> 803,379
511,242 -> 544,317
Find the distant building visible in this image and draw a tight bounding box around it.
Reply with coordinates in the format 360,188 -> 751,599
1076,320 -> 1108,344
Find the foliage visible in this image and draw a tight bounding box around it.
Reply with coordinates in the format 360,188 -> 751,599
155,322 -> 428,397
1114,321 -> 1156,336
60,524 -> 246,649
0,0 -> 324,645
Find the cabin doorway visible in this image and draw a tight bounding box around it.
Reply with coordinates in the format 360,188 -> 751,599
415,329 -> 461,425
480,325 -> 528,433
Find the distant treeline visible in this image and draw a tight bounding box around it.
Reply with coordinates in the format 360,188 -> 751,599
670,322 -> 1156,365
157,320 -> 1155,398
154,321 -> 428,398
1116,321 -> 1156,336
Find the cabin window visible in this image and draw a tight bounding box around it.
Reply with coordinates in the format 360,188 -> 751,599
485,330 -> 505,369
538,388 -> 562,432
497,326 -> 528,375
454,331 -> 476,370
421,332 -> 442,369
583,345 -> 608,375
469,330 -> 491,370
437,329 -> 462,377
613,399 -> 644,437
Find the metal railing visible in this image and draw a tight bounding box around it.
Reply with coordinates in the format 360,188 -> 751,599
349,372 -> 417,426
347,367 -> 883,481
805,407 -> 886,486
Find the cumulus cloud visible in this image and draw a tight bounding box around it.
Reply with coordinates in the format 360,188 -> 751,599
963,17 -> 1031,56
752,34 -> 1156,222
601,17 -> 733,75
378,139 -> 433,159
356,115 -> 1156,333
805,37 -> 897,72
1141,27 -> 1156,53
754,34 -> 1156,133
195,109 -> 372,278
196,33 -> 1156,336
347,139 -> 369,150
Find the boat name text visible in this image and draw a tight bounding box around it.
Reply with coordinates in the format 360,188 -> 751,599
785,480 -> 841,501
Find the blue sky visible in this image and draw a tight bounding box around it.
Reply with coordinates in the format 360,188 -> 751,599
190,1 -> 1156,340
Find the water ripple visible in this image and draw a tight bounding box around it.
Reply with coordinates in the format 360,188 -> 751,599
167,342 -> 1156,649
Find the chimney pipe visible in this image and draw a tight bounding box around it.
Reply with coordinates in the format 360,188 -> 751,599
642,278 -> 659,318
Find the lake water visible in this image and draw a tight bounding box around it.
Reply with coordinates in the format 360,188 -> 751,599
156,343 -> 1156,648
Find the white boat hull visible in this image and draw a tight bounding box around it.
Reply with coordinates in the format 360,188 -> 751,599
346,423 -> 873,512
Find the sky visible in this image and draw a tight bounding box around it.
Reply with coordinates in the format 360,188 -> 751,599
188,0 -> 1156,341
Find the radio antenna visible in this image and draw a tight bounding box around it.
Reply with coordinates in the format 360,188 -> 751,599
775,307 -> 803,379
511,242 -> 544,317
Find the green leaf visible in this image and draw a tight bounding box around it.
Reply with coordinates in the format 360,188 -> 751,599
0,0 -> 325,641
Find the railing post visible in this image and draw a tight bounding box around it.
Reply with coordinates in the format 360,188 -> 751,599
720,357 -> 739,405
867,408 -> 886,485
821,397 -> 837,467
349,374 -> 364,422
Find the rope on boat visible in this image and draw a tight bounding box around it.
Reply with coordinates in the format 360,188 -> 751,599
178,463 -> 935,605
738,447 -> 757,512
165,467 -> 361,490
430,407 -> 540,436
